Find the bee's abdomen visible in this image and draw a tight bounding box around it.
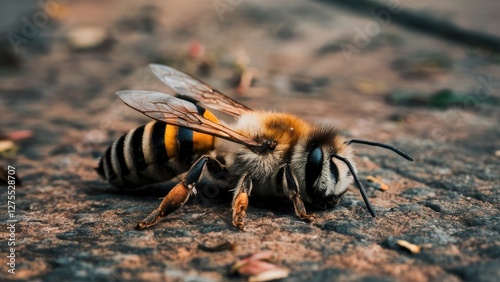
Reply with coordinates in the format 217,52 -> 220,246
97,116 -> 217,189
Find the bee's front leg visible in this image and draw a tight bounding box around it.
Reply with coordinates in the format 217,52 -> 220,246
231,174 -> 252,230
135,156 -> 226,230
279,164 -> 316,222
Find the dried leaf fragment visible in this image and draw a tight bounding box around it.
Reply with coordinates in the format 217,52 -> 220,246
366,175 -> 389,191
232,250 -> 273,272
238,260 -> 277,276
232,251 -> 289,281
249,268 -> 290,282
397,240 -> 420,253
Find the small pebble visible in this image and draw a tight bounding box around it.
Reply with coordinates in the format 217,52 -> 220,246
67,27 -> 109,50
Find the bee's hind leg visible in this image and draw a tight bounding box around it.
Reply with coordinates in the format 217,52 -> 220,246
135,156 -> 226,230
279,164 -> 316,222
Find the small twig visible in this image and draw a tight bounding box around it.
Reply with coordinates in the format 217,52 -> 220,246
317,0 -> 500,53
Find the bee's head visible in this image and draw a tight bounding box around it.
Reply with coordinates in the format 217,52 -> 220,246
292,126 -> 414,216
295,127 -> 355,210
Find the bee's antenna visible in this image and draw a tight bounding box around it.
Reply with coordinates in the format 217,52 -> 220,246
331,154 -> 376,217
345,139 -> 414,161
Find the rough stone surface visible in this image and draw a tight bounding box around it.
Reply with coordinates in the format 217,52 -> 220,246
1,1 -> 499,281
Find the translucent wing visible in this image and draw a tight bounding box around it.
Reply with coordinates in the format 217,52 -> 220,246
116,90 -> 264,151
149,64 -> 252,117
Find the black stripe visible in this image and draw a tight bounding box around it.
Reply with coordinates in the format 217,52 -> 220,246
176,94 -> 198,105
104,146 -> 118,180
151,121 -> 170,166
96,155 -> 106,179
115,134 -> 130,176
196,104 -> 206,115
178,127 -> 194,164
131,125 -> 148,172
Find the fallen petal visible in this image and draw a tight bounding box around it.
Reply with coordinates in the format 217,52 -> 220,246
238,260 -> 278,276
232,250 -> 274,272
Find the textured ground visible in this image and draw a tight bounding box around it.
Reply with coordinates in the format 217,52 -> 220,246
1,1 -> 499,281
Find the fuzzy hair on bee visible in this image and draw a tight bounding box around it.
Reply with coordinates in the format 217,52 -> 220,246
96,64 -> 414,230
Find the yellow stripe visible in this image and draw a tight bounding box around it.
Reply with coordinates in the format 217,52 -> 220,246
164,125 -> 178,158
203,110 -> 219,123
193,131 -> 215,152
192,110 -> 218,151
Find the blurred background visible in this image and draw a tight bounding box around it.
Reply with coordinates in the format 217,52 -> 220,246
0,1 -> 499,281
1,0 -> 499,161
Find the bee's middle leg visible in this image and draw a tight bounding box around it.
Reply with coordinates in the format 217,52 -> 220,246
279,164 -> 316,222
135,156 -> 226,230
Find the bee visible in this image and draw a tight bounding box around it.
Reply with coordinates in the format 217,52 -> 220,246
96,64 -> 414,230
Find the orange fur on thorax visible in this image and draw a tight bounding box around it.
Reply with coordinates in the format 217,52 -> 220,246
262,113 -> 311,145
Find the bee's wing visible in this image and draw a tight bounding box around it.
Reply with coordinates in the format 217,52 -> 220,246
116,90 -> 262,149
149,64 -> 252,117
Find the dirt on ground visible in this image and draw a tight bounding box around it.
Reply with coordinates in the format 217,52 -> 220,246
0,1 -> 499,281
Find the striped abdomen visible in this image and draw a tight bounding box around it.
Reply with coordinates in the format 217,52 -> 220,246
96,108 -> 219,189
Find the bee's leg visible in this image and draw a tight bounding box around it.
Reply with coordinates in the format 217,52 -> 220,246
279,164 -> 316,222
135,156 -> 226,230
231,174 -> 252,230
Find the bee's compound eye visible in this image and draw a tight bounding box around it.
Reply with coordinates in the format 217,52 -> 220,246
306,147 -> 323,190
330,159 -> 340,184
